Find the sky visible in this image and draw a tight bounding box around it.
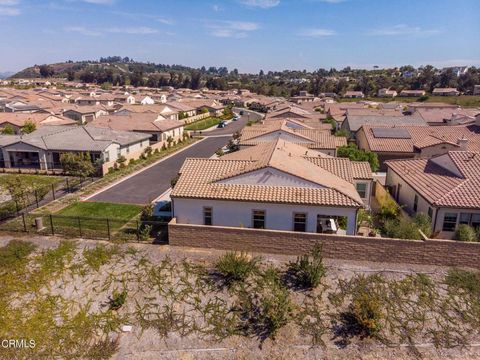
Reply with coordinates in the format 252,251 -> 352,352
0,0 -> 479,74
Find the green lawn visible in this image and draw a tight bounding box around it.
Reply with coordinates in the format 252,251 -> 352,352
0,174 -> 63,189
184,117 -> 222,131
338,95 -> 480,108
56,201 -> 142,220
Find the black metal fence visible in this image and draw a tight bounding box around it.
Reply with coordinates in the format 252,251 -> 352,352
0,177 -> 95,221
2,213 -> 168,243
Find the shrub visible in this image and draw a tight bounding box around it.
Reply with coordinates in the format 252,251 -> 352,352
334,129 -> 348,137
0,240 -> 36,271
456,224 -> 478,242
350,291 -> 383,337
109,289 -> 127,310
215,252 -> 259,286
138,224 -> 152,241
383,213 -> 431,240
337,143 -> 379,172
287,244 -> 326,289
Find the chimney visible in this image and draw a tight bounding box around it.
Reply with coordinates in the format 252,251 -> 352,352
457,137 -> 469,151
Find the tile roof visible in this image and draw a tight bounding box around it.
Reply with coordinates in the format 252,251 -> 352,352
172,139 -> 364,207
386,151 -> 480,209
0,125 -> 150,152
345,113 -> 427,132
90,114 -> 183,132
360,124 -> 480,153
240,120 -> 346,150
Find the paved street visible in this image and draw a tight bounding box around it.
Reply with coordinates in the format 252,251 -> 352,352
88,136 -> 231,204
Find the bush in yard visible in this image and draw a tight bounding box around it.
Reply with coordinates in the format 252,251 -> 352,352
456,224 -> 478,242
116,156 -> 127,168
383,213 -> 432,240
337,143 -> 379,172
350,291 -> 383,337
60,152 -> 95,178
287,244 -> 326,289
109,289 -> 127,310
138,224 -> 152,241
215,252 -> 259,286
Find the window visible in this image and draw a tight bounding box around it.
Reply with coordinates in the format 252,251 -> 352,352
203,207 -> 212,226
104,152 -> 110,162
356,183 -> 367,199
413,194 -> 418,213
427,207 -> 433,219
459,213 -> 480,230
252,210 -> 266,229
442,213 -> 458,232
293,213 -> 307,232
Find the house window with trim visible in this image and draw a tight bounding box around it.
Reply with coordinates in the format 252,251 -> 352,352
427,207 -> 433,219
355,183 -> 367,199
459,213 -> 480,230
442,213 -> 457,232
413,194 -> 418,213
203,207 -> 212,226
293,213 -> 307,232
252,210 -> 266,229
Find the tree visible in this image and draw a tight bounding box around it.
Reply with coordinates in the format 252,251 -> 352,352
60,152 -> 95,178
337,144 -> 379,172
39,64 -> 54,78
21,121 -> 36,134
1,125 -> 15,135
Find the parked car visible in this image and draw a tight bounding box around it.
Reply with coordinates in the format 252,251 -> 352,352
217,121 -> 226,128
239,110 -> 244,116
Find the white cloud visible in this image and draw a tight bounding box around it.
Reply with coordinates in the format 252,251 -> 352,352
239,0 -> 280,9
367,24 -> 441,36
65,25 -> 159,36
317,0 -> 346,3
106,26 -> 158,34
212,4 -> 220,12
299,28 -> 336,37
0,0 -> 20,5
206,20 -> 259,38
65,26 -> 101,36
0,0 -> 20,16
82,0 -> 115,4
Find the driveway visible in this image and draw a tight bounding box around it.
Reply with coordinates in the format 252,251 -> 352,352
88,136 -> 230,205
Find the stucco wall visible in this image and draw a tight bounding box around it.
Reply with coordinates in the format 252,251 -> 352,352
168,219 -> 480,269
172,198 -> 358,235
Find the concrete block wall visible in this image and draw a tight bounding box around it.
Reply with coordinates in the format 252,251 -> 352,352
168,219 -> 480,269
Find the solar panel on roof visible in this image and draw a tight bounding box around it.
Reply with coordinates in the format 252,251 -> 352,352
371,127 -> 411,139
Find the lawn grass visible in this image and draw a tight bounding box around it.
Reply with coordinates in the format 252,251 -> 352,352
185,117 -> 222,131
56,201 -> 142,220
0,174 -> 63,189
338,95 -> 480,108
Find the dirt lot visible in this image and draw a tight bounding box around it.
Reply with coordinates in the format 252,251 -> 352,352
1,234 -> 479,360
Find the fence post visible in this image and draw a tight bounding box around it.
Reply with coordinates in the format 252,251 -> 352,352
78,216 -> 82,237
106,218 -> 111,240
34,189 -> 39,208
51,183 -> 56,200
136,220 -> 140,242
50,214 -> 54,235
22,213 -> 27,232
66,178 -> 70,193
15,200 -> 19,216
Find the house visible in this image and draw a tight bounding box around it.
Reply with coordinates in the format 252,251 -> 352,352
399,89 -> 426,97
171,139 -> 370,235
342,110 -> 427,136
413,107 -> 480,126
356,122 -> 480,170
385,151 -> 480,239
0,125 -> 151,172
432,88 -> 460,96
344,91 -> 365,99
90,113 -> 184,144
239,120 -> 347,156
62,106 -> 109,124
290,91 -> 319,104
0,113 -> 76,133
116,104 -> 179,121
474,85 -> 480,96
377,88 -> 398,98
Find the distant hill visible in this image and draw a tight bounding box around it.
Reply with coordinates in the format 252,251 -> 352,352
0,71 -> 14,79
11,58 -> 198,80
